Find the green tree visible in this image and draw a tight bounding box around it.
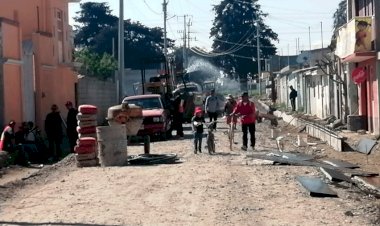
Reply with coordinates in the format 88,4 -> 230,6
210,0 -> 277,79
73,2 -> 174,69
330,0 -> 347,50
333,0 -> 347,31
73,2 -> 117,47
74,48 -> 117,80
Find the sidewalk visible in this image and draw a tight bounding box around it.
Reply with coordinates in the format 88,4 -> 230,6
256,98 -> 379,153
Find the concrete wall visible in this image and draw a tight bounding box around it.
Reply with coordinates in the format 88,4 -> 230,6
77,76 -> 117,124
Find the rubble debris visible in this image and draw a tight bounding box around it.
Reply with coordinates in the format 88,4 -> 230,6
330,119 -> 343,129
344,210 -> 354,217
342,168 -> 379,177
281,152 -> 314,162
298,126 -> 306,133
356,138 -> 377,155
296,176 -> 338,197
322,159 -> 359,169
247,152 -> 318,167
128,154 -> 179,165
354,176 -> 380,192
319,167 -> 353,183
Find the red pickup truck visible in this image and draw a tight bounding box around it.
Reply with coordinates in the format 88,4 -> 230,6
122,94 -> 172,140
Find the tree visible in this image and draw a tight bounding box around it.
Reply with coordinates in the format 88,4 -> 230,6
210,0 -> 277,79
74,48 -> 117,80
333,0 -> 347,31
330,0 -> 347,50
73,2 -> 118,47
73,2 -> 174,69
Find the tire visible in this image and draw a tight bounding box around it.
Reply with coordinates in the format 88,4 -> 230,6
166,128 -> 173,139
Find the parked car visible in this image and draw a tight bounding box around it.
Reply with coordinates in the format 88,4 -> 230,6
122,94 -> 172,140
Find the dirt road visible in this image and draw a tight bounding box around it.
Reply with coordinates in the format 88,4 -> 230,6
0,119 -> 379,226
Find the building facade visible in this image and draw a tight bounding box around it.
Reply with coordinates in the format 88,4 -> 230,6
336,0 -> 380,134
0,0 -> 78,128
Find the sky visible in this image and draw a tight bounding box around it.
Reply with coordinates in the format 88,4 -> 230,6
68,0 -> 342,56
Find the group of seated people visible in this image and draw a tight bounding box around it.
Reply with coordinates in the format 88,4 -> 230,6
13,121 -> 46,165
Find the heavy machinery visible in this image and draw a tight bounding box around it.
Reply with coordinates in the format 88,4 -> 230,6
133,73 -> 173,96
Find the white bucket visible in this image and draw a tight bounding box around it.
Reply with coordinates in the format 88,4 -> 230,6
96,125 -> 128,167
96,125 -> 127,141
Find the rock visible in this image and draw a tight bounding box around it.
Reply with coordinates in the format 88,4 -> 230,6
344,211 -> 354,217
357,130 -> 366,135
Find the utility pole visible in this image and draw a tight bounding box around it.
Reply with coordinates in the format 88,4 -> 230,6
320,21 -> 324,49
163,0 -> 168,71
256,21 -> 261,95
118,0 -> 125,102
183,15 -> 187,69
187,18 -> 192,48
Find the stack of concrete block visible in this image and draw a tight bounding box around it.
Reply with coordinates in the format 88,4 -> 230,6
75,105 -> 99,167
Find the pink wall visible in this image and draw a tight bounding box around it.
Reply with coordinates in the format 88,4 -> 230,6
3,64 -> 22,124
1,20 -> 23,126
0,0 -> 77,129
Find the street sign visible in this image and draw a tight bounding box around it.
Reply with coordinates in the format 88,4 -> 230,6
351,67 -> 367,84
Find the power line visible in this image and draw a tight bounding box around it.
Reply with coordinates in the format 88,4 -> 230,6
213,38 -> 276,48
143,0 -> 162,15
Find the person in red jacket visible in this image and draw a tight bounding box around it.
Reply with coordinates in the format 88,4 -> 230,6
231,92 -> 256,151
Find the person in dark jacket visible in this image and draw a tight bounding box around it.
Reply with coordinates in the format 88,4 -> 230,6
45,104 -> 63,161
289,85 -> 297,111
172,93 -> 184,139
65,101 -> 78,153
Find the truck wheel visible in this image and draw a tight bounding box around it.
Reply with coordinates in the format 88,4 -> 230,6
159,132 -> 167,141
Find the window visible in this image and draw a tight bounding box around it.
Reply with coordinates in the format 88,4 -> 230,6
56,8 -> 64,62
126,98 -> 162,109
355,0 -> 374,16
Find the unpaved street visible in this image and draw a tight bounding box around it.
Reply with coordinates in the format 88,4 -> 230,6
0,120 -> 379,226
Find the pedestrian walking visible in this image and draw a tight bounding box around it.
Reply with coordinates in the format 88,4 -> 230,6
65,101 -> 78,153
231,92 -> 256,151
224,94 -> 237,129
45,104 -> 63,161
289,85 -> 297,112
205,89 -> 219,128
191,107 -> 205,154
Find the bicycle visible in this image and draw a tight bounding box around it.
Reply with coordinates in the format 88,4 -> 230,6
206,121 -> 217,154
227,119 -> 235,151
